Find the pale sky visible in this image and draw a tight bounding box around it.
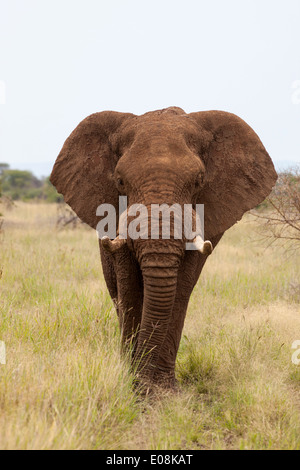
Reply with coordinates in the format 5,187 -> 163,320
0,0 -> 299,177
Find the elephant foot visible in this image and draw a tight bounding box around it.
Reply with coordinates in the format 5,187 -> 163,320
134,369 -> 177,398
153,369 -> 177,389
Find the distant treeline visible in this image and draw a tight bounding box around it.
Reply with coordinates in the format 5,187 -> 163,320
0,163 -> 63,202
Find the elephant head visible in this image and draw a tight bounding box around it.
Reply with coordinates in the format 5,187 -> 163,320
50,107 -> 277,390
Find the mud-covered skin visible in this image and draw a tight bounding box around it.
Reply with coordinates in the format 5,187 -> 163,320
50,107 -> 277,390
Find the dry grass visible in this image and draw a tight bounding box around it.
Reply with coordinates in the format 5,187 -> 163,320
0,202 -> 299,450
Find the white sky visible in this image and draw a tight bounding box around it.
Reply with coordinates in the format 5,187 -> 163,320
0,0 -> 299,176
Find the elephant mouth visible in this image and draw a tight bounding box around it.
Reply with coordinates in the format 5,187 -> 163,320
100,204 -> 213,256
101,233 -> 213,255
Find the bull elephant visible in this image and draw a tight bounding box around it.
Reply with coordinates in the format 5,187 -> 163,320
50,106 -> 277,391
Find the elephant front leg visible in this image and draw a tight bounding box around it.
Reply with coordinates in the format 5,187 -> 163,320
116,277 -> 143,358
103,246 -> 143,358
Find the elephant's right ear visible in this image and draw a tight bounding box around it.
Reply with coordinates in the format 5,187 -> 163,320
50,111 -> 135,228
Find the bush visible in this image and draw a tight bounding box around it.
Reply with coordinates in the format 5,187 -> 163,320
0,166 -> 63,203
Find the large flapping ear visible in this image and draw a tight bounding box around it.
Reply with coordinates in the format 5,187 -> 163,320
50,111 -> 135,228
189,111 -> 278,240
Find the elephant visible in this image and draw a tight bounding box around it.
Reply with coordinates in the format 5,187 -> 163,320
50,106 -> 277,391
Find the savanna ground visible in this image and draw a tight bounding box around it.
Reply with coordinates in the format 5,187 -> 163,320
0,202 -> 299,450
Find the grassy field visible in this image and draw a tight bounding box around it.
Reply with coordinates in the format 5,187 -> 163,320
0,202 -> 299,450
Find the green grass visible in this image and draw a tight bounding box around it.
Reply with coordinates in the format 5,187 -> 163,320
0,203 -> 299,449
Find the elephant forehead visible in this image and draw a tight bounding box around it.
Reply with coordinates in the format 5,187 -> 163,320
118,140 -> 203,186
114,113 -> 206,176
119,132 -> 195,165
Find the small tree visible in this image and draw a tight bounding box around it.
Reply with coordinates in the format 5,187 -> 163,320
252,166 -> 300,251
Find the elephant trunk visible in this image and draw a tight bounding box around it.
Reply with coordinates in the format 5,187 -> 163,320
134,248 -> 182,388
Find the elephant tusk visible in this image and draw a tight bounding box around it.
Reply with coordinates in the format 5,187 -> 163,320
101,235 -> 127,253
192,235 -> 213,255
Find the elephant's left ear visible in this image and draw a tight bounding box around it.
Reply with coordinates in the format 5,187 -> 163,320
50,111 -> 135,229
189,111 -> 278,240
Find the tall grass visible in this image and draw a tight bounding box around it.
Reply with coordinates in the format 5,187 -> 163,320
0,202 -> 299,449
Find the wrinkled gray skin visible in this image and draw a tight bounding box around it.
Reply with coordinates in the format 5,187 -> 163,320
50,107 -> 277,391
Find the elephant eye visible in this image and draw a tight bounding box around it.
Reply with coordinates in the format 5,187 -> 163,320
115,170 -> 126,193
116,177 -> 126,193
